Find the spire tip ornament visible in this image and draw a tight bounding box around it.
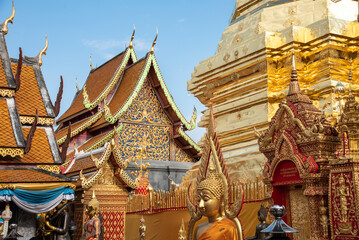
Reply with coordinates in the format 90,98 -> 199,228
90,55 -> 94,70
150,27 -> 158,54
2,2 -> 15,35
38,34 -> 48,66
129,24 -> 135,48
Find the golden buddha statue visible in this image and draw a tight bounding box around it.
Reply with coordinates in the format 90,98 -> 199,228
83,191 -> 101,240
187,106 -> 243,240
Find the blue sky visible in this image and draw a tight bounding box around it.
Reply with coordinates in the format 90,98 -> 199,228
0,1 -> 234,142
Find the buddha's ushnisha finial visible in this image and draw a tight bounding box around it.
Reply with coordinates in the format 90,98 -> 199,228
90,55 -> 94,70
129,25 -> 135,48
38,34 -> 48,66
150,27 -> 158,54
2,2 -> 15,35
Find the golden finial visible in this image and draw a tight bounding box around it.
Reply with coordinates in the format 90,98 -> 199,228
150,27 -> 158,54
129,24 -> 135,48
92,190 -> 96,199
2,2 -> 15,35
90,55 -> 94,70
75,77 -> 79,92
38,34 -> 48,66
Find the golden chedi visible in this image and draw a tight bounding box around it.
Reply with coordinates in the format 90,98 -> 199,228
187,107 -> 244,240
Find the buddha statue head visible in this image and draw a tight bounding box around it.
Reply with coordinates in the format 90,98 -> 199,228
86,191 -> 100,219
197,167 -> 224,221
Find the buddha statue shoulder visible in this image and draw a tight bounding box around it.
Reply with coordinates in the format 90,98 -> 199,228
187,106 -> 244,240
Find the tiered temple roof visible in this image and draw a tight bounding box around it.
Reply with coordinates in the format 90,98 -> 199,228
0,5 -> 72,184
56,33 -> 200,189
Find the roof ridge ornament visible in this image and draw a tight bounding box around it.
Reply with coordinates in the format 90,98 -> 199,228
37,34 -> 48,66
90,55 -> 94,70
76,77 -> 80,92
150,27 -> 158,54
2,2 -> 15,35
129,25 -> 135,49
288,50 -> 302,96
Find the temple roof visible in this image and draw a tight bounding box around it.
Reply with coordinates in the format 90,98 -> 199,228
57,48 -> 137,123
0,8 -> 73,184
56,49 -> 200,162
10,61 -> 54,118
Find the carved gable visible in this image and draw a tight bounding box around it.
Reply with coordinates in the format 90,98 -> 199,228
121,77 -> 171,124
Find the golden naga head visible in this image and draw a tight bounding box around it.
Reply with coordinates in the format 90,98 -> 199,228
86,191 -> 100,219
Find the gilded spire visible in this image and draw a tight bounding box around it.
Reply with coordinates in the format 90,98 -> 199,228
129,25 -> 135,48
150,28 -> 158,54
2,2 -> 15,35
38,34 -> 48,66
288,50 -> 301,95
90,55 -> 94,70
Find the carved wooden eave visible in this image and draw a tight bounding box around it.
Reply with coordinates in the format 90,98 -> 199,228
73,138 -> 139,191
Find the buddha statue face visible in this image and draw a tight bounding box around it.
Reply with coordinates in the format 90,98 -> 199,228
197,189 -> 221,219
197,169 -> 224,221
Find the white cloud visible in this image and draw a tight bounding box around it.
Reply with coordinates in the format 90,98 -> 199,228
177,18 -> 185,23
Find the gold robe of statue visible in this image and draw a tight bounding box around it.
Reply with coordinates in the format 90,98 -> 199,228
197,218 -> 238,240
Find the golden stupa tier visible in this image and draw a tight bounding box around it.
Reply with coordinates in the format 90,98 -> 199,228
188,0 -> 359,180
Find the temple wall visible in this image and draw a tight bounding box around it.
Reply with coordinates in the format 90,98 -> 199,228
125,160 -> 194,191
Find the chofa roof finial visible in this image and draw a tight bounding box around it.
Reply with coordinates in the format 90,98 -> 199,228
2,2 -> 15,35
129,24 -> 135,48
38,34 -> 48,66
90,55 -> 94,70
150,27 -> 158,54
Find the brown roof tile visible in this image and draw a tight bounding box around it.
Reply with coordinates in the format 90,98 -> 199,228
58,52 -> 126,123
66,152 -> 102,174
0,127 -> 55,164
56,117 -> 88,141
0,98 -> 17,147
11,64 -> 47,117
0,169 -> 69,182
91,58 -> 146,129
